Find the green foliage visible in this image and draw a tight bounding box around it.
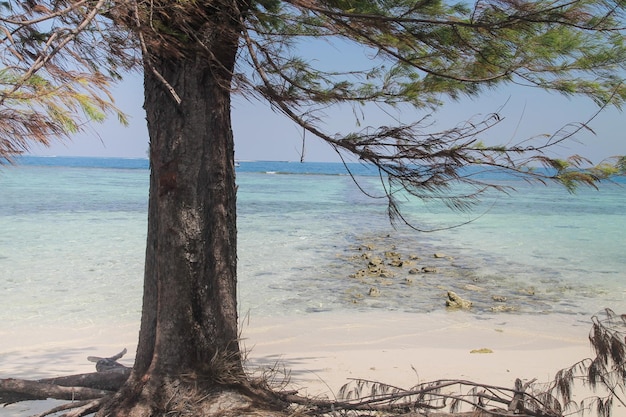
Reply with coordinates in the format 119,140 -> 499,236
530,154 -> 626,193
0,1 -> 138,162
242,0 -> 626,202
0,65 -> 127,161
246,0 -> 626,108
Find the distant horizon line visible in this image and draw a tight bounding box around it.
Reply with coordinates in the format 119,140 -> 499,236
21,154 -> 343,164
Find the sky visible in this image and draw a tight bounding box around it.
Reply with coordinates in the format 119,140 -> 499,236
29,66 -> 624,165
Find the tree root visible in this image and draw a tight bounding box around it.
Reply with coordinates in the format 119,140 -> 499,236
0,369 -> 534,417
32,397 -> 108,417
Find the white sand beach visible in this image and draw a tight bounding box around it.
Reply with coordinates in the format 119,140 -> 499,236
0,310 -> 603,416
243,311 -> 594,396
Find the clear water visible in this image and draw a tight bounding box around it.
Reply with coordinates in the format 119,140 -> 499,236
1,157 -> 625,332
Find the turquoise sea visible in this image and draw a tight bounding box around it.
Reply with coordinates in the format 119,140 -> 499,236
1,156 -> 625,332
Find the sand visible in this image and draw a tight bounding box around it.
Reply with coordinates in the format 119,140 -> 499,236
242,311 -> 594,396
0,311 -> 600,416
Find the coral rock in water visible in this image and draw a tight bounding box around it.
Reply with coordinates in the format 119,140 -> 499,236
445,291 -> 472,309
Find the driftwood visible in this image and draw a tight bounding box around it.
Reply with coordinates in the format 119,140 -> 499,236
2,310 -> 626,417
0,371 -> 130,403
0,349 -> 130,407
41,369 -> 130,392
0,378 -> 115,403
86,348 -> 129,373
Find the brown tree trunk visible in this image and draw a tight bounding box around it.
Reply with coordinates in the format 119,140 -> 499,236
139,46 -> 241,379
96,9 -> 244,416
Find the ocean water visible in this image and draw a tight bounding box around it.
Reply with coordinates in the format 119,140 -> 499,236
0,156 -> 625,332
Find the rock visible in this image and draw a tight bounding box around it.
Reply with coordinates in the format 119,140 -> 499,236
404,277 -> 414,284
445,291 -> 472,309
349,269 -> 367,279
492,295 -> 507,302
384,251 -> 401,260
433,253 -> 446,258
490,305 -> 517,312
409,254 -> 420,260
388,260 -> 404,267
367,265 -> 380,274
422,266 -> 437,273
369,257 -> 383,266
368,287 -> 380,297
408,268 -> 420,275
463,284 -> 483,292
519,288 -> 536,296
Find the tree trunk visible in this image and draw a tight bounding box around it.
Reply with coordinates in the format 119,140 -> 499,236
96,10 -> 244,416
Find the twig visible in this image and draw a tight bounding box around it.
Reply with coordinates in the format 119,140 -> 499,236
31,398 -> 101,417
63,397 -> 107,417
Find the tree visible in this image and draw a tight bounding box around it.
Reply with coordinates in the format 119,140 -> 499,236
1,0 -> 626,416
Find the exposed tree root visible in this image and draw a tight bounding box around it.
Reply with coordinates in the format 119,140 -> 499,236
2,310 -> 626,417
32,397 -> 108,417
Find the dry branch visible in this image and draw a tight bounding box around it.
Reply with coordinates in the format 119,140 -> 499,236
31,398 -> 108,417
40,370 -> 130,391
0,349 -> 130,405
279,378 -> 551,416
0,378 -> 114,403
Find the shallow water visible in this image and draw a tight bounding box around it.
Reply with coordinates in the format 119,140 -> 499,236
1,158 -> 625,332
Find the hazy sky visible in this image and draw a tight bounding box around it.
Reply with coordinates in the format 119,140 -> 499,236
30,69 -> 624,164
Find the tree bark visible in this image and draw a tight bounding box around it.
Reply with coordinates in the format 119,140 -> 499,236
96,5 -> 244,416
137,38 -> 241,379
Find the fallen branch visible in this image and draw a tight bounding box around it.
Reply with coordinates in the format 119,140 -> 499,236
280,378 -> 552,417
0,349 -> 130,405
57,397 -> 107,417
0,378 -> 113,403
40,369 -> 130,391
